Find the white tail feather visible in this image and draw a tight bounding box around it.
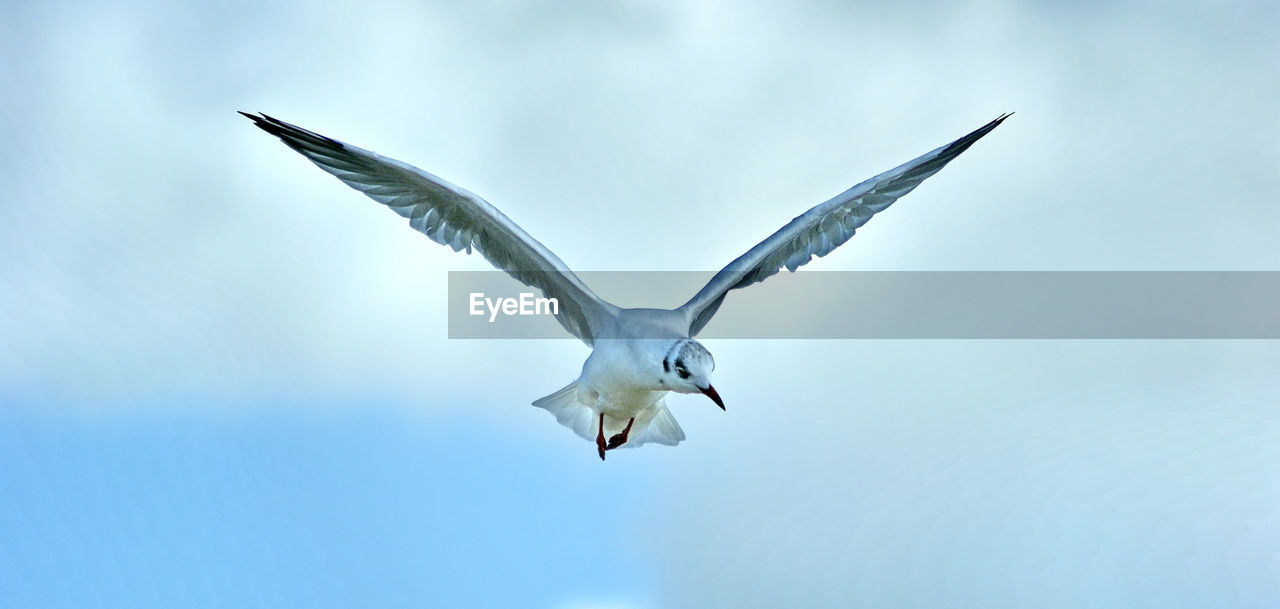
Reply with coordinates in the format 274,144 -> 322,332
624,402 -> 686,448
532,382 -> 596,442
532,382 -> 686,448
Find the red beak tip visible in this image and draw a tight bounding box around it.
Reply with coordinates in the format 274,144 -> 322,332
700,385 -> 726,410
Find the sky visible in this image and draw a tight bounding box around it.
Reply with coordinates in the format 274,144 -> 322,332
1,1 -> 1277,608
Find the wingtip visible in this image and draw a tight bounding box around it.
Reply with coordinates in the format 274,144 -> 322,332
238,111 -> 351,153
238,111 -> 287,129
967,112 -> 1013,140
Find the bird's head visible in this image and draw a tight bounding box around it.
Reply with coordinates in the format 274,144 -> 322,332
660,339 -> 724,410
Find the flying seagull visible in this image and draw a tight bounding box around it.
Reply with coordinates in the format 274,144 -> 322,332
241,111 -> 1009,459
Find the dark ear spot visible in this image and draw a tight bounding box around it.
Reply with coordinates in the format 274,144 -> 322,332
674,358 -> 690,379
663,358 -> 670,373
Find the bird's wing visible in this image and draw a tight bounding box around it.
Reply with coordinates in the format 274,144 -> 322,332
677,114 -> 1010,336
242,112 -> 619,344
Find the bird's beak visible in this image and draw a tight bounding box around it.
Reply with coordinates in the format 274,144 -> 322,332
699,385 -> 725,410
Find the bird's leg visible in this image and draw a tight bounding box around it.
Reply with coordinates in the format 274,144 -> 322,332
606,417 -> 636,450
596,412 -> 607,461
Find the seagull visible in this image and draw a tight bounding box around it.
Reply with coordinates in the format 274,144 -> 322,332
241,111 -> 1009,459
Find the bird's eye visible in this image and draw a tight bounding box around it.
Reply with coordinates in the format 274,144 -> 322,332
675,366 -> 690,379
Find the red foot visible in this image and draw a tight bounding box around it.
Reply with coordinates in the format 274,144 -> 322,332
606,417 -> 635,450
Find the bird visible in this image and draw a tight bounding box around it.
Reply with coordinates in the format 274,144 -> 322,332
241,111 -> 1009,460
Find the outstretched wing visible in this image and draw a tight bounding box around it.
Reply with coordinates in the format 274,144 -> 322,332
242,112 -> 619,344
678,114 -> 1010,336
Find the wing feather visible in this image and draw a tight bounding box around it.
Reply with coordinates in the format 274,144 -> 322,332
679,114 -> 1010,335
241,112 -> 618,344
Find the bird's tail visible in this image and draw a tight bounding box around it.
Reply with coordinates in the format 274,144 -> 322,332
532,382 -> 686,448
532,382 -> 596,442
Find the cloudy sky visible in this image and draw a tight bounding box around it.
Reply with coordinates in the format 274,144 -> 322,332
1,1 -> 1277,608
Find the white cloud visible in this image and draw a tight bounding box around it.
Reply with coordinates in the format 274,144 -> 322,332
642,340 -> 1279,607
0,1 -> 1273,403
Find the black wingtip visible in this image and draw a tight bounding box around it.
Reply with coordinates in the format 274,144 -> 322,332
239,111 -> 281,138
237,111 -> 348,153
238,111 -> 287,130
239,111 -> 274,132
988,112 -> 1013,129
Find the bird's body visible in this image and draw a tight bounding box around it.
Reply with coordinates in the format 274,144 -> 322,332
242,111 -> 1009,459
538,309 -> 707,456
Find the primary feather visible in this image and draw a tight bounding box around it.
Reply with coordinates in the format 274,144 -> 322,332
240,112 -> 619,345
679,113 -> 1011,335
